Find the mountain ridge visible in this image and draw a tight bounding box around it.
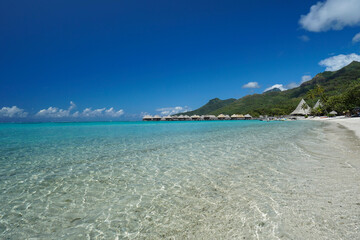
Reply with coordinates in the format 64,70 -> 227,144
181,61 -> 360,116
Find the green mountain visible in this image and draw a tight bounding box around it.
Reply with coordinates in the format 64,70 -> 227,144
183,61 -> 360,116
180,98 -> 236,116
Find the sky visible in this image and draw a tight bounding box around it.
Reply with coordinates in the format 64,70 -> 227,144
1,0 -> 360,121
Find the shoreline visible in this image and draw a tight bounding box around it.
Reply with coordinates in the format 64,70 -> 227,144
306,116 -> 360,140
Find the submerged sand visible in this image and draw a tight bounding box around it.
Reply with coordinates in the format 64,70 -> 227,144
1,121 -> 359,239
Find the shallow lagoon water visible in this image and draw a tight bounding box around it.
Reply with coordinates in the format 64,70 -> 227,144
0,120 -> 359,239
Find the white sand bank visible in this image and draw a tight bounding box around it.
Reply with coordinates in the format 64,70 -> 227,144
308,116 -> 360,139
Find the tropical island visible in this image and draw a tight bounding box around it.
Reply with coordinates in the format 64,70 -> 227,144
181,61 -> 360,118
142,61 -> 360,121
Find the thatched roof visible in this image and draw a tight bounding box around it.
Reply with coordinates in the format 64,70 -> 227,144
313,99 -> 323,109
231,114 -> 245,118
329,110 -> 337,115
143,115 -> 152,119
290,99 -> 311,115
244,114 -> 252,118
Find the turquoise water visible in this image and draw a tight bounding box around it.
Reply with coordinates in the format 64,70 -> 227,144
0,121 -> 359,239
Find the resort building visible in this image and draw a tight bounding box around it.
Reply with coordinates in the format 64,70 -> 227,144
313,99 -> 322,109
143,115 -> 153,121
164,115 -> 173,121
203,115 -> 217,120
244,114 -> 252,120
329,110 -> 338,116
217,114 -> 226,120
290,99 -> 311,115
191,115 -> 201,120
183,115 -> 191,121
230,114 -> 245,120
152,115 -> 161,121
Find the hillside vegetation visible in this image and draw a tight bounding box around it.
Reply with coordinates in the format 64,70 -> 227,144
182,61 -> 360,116
183,98 -> 236,116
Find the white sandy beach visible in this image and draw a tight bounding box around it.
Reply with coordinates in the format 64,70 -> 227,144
308,116 -> 360,140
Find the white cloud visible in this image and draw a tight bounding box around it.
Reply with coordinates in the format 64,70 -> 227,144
81,107 -> 124,117
36,101 -> 124,118
301,75 -> 312,83
319,53 -> 360,71
286,82 -> 299,89
156,106 -> 191,116
285,75 -> 313,90
353,32 -> 360,43
0,106 -> 28,118
242,82 -> 260,89
105,107 -> 124,117
36,101 -> 76,118
299,35 -> 310,42
299,0 -> 360,32
263,84 -> 287,93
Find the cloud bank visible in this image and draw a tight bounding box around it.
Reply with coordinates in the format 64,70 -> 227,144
80,107 -> 124,118
36,101 -> 76,118
242,82 -> 260,89
299,0 -> 360,32
156,106 -> 191,115
36,102 -> 124,119
319,53 -> 360,71
0,106 -> 28,118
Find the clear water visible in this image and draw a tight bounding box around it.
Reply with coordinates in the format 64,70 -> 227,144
0,121 -> 359,239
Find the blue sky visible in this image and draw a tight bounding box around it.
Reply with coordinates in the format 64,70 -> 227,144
1,0 -> 360,121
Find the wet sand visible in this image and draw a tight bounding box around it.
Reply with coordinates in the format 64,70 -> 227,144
327,117 -> 360,139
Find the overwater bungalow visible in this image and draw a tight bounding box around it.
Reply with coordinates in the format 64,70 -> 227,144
152,115 -> 162,121
164,115 -> 173,121
217,114 -> 226,120
224,115 -> 231,120
191,115 -> 201,120
231,114 -> 238,120
177,115 -> 185,121
183,115 -> 191,121
204,115 -> 217,120
244,114 -> 252,120
230,114 -> 244,120
143,115 -> 153,121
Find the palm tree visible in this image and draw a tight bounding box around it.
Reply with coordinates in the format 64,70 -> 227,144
301,102 -> 309,117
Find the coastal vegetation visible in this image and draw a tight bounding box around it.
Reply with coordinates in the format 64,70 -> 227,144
182,61 -> 360,117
